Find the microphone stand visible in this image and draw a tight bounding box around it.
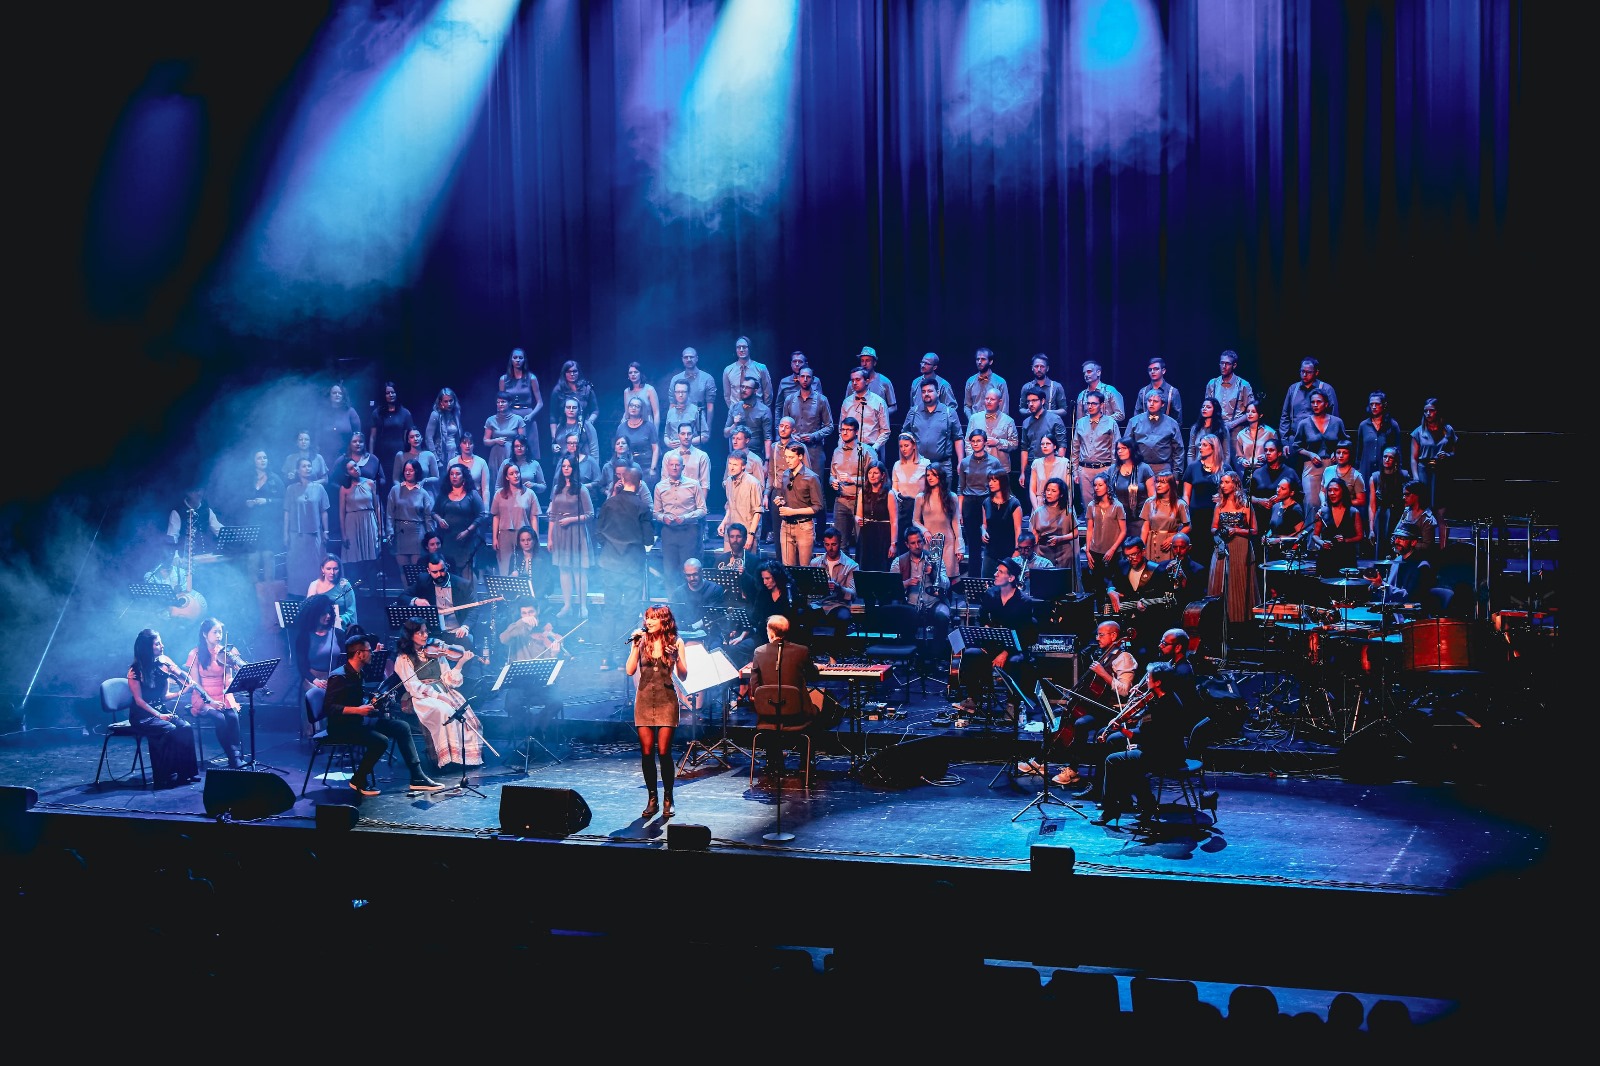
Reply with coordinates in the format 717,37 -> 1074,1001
762,640 -> 795,843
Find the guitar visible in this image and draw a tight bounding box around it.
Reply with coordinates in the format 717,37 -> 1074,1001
170,506 -> 208,620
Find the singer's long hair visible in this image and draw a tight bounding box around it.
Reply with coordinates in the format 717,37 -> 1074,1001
131,628 -> 161,682
642,604 -> 680,661
195,617 -> 224,671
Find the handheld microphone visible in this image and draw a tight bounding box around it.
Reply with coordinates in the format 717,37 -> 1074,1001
625,630 -> 645,645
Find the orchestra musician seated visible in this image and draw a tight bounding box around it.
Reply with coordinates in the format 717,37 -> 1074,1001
1092,661 -> 1200,828
497,598 -> 567,747
891,526 -> 952,651
1022,619 -> 1138,786
744,614 -> 826,773
957,558 -> 1035,717
409,552 -> 474,643
325,630 -> 444,795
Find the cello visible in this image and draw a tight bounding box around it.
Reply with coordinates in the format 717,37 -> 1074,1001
1046,640 -> 1129,755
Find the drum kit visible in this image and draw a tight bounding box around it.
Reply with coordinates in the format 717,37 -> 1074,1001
1251,556 -> 1447,744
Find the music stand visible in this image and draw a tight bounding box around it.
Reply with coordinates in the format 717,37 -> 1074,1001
127,582 -> 179,611
1007,675 -> 1087,822
493,657 -> 565,769
360,647 -> 390,684
215,525 -> 261,555
1026,566 -> 1070,604
703,568 -> 747,596
484,574 -> 535,605
787,565 -> 830,602
957,576 -> 989,623
275,598 -> 304,630
675,644 -> 746,770
401,563 -> 427,590
950,624 -> 1021,726
224,658 -> 285,775
386,603 -> 441,637
853,570 -> 907,607
702,605 -> 756,640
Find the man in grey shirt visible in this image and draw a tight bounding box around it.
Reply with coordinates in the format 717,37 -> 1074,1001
774,443 -> 824,568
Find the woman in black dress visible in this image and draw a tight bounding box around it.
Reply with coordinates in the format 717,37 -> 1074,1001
433,463 -> 488,588
1313,477 -> 1365,578
624,604 -> 688,819
126,629 -> 200,788
856,460 -> 896,571
979,471 -> 1022,580
368,381 -> 415,475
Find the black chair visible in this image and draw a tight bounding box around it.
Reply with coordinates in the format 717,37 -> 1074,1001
862,603 -> 921,703
749,684 -> 814,789
1150,715 -> 1216,824
300,688 -> 371,795
93,678 -> 149,790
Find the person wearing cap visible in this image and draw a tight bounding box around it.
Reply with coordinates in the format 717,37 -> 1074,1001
1365,522 -> 1433,604
956,556 -> 1036,711
849,346 -> 897,421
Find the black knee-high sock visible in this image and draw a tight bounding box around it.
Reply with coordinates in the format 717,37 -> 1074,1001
641,753 -> 658,795
658,752 -> 675,797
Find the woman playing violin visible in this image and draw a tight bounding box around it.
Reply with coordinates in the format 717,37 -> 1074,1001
183,617 -> 246,769
395,619 -> 484,768
127,628 -> 201,787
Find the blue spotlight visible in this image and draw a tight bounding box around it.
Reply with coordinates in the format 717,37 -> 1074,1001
1075,0 -> 1155,72
950,0 -> 1047,141
653,0 -> 799,223
216,0 -> 519,333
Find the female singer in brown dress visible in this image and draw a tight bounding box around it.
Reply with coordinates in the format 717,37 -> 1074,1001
624,604 -> 688,819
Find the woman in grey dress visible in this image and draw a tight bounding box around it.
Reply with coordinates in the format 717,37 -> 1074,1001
490,463 -> 540,575
339,459 -> 381,586
284,457 -> 330,595
386,459 -> 435,567
624,604 -> 688,820
546,456 -> 593,619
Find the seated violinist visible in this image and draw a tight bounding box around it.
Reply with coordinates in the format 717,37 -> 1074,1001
498,598 -> 566,745
1092,661 -> 1198,828
325,631 -> 444,795
1020,620 -> 1137,786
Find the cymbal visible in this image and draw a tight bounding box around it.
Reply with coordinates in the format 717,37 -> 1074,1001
1321,577 -> 1367,590
1261,560 -> 1315,572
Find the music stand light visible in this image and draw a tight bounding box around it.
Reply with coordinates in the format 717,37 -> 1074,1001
493,657 -> 564,770
224,657 -> 285,774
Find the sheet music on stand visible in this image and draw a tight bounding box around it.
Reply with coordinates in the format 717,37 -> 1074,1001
484,575 -> 535,605
492,656 -> 562,692
275,598 -> 305,629
215,525 -> 261,555
386,603 -> 441,634
788,565 -> 830,601
672,643 -> 741,703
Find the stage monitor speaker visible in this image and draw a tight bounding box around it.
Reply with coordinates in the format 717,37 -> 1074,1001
2,785 -> 39,819
667,823 -> 712,851
1030,844 -> 1076,877
202,769 -> 297,821
316,803 -> 360,832
861,736 -> 949,788
499,786 -> 592,837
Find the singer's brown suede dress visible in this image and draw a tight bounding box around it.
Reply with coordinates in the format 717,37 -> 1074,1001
633,647 -> 681,727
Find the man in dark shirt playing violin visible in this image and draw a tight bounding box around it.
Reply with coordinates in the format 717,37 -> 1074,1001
1092,661 -> 1198,828
324,631 -> 444,795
